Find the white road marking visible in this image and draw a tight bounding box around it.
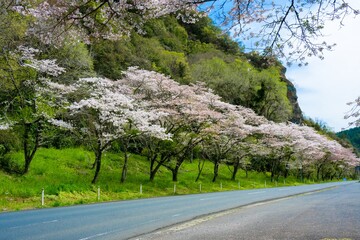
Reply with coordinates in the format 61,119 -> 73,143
247,191 -> 266,195
199,197 -> 218,201
172,214 -> 181,217
42,220 -> 59,224
79,231 -> 113,240
10,219 -> 59,229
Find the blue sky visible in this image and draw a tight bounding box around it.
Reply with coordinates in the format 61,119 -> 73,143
205,0 -> 360,132
286,1 -> 360,132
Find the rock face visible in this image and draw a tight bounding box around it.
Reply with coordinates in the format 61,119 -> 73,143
280,68 -> 303,124
285,78 -> 303,124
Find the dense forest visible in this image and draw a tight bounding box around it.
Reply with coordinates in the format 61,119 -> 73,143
0,5 -> 359,198
337,127 -> 360,154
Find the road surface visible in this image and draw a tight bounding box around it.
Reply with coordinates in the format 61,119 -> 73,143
0,181 -> 354,240
138,182 -> 360,240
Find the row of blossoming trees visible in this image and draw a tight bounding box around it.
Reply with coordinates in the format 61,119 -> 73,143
1,46 -> 359,184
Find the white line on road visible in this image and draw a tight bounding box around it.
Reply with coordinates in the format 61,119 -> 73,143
79,231 -> 115,240
10,219 -> 59,229
247,191 -> 266,195
42,220 -> 59,224
172,214 -> 181,217
146,219 -> 160,223
278,189 -> 290,191
199,197 -> 219,201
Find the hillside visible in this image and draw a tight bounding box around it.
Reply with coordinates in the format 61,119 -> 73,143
92,15 -> 302,123
337,127 -> 360,154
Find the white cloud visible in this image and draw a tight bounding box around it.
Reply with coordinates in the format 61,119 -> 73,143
286,3 -> 360,132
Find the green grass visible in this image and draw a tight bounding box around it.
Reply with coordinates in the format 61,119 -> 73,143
0,148 -> 323,212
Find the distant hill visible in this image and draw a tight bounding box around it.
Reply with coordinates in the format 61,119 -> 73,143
337,127 -> 360,153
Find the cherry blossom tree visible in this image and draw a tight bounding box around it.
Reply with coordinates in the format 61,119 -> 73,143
10,0 -> 358,62
197,92 -> 265,182
0,46 -> 68,174
295,124 -> 359,179
120,68 -> 222,182
253,121 -> 359,181
61,76 -> 170,183
12,0 -> 200,45
345,97 -> 360,127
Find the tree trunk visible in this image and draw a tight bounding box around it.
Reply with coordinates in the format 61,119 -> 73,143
172,164 -> 181,182
149,155 -> 155,177
121,147 -> 129,183
23,156 -> 32,174
195,159 -> 205,182
231,160 -> 240,181
172,169 -> 177,182
149,160 -> 162,182
270,162 -> 276,182
212,161 -> 219,182
284,167 -> 289,179
91,149 -> 102,184
22,122 -> 40,175
121,136 -> 135,183
316,164 -> 322,181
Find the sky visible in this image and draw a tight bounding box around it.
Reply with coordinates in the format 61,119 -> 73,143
204,1 -> 360,132
286,3 -> 360,132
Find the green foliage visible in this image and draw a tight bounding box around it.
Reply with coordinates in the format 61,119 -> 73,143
144,16 -> 188,52
0,10 -> 28,50
337,127 -> 360,154
182,17 -> 242,55
46,41 -> 95,83
254,66 -> 293,122
92,38 -> 140,79
154,50 -> 190,82
190,56 -> 292,122
93,31 -> 191,82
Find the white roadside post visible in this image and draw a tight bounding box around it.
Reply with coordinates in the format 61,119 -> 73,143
41,188 -> 44,206
140,184 -> 143,194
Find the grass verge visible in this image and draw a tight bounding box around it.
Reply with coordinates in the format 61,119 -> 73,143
0,148 -> 325,212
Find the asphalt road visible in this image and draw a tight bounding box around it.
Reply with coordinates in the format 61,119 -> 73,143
0,181 -> 354,240
139,182 -> 360,240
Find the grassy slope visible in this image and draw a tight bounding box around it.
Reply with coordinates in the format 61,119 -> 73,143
1,148 -> 314,212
